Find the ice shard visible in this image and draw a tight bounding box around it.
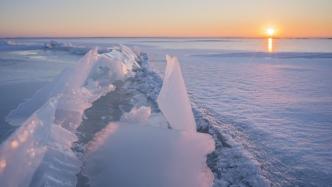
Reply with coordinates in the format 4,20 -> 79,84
157,55 -> 196,132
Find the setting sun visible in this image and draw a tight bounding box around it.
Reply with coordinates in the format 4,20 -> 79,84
266,27 -> 276,37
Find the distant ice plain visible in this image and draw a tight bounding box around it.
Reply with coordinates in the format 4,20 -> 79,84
0,38 -> 331,186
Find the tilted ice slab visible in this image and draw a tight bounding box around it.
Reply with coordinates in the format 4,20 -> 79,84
0,46 -> 140,186
83,55 -> 215,187
6,45 -> 139,126
157,55 -> 196,132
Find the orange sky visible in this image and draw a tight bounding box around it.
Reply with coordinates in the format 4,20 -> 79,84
0,0 -> 331,37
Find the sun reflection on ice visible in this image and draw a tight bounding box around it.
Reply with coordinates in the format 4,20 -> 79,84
264,26 -> 277,53
268,38 -> 273,53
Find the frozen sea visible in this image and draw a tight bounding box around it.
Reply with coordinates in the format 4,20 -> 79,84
0,38 -> 332,186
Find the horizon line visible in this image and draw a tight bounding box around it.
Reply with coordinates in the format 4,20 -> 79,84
1,36 -> 332,40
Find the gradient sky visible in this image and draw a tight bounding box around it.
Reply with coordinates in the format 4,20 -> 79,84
0,0 -> 331,37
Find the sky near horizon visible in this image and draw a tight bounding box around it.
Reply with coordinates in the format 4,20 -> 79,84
0,0 -> 331,37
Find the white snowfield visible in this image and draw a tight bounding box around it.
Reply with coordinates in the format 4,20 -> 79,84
0,46 -> 215,187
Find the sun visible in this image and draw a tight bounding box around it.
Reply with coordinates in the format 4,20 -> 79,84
266,27 -> 276,37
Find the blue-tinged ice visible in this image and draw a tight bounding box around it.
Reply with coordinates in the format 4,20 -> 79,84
0,46 -> 141,186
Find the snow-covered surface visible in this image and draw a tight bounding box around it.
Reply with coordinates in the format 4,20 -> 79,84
130,38 -> 332,186
0,38 -> 331,187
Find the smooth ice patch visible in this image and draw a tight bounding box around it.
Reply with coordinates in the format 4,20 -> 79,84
84,122 -> 215,187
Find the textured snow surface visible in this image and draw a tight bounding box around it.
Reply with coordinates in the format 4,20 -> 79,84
1,38 -> 332,187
